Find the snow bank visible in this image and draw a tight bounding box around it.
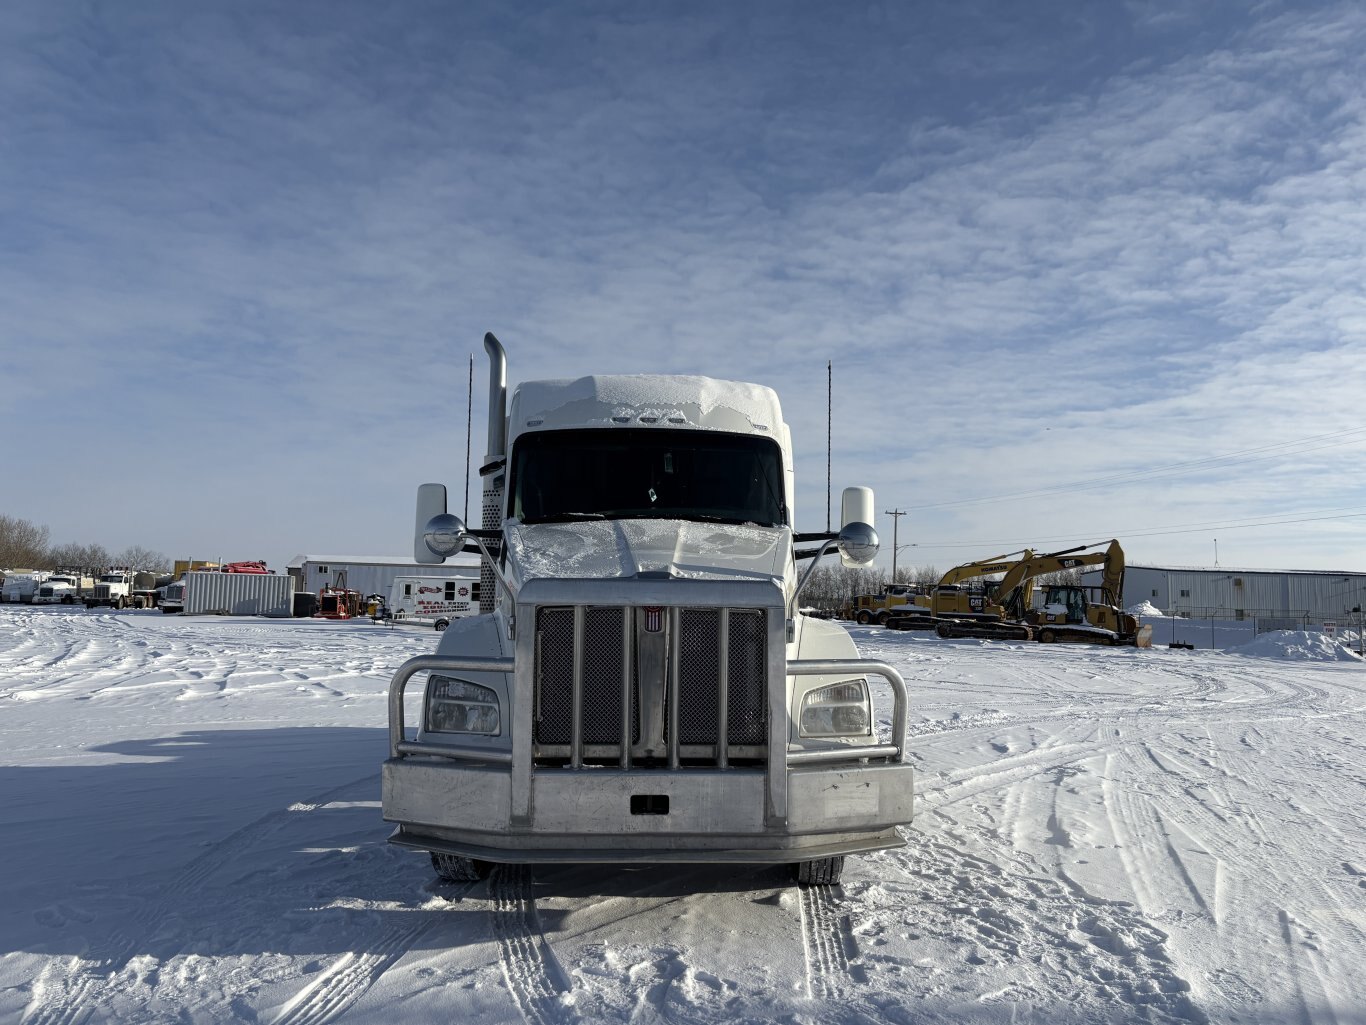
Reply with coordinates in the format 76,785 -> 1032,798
1228,630 -> 1363,662
1126,600 -> 1165,617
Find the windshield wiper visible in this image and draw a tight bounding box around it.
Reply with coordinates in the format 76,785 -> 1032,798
521,512 -> 607,524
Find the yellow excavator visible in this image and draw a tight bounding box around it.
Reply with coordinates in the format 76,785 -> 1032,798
884,549 -> 1034,636
935,539 -> 1151,647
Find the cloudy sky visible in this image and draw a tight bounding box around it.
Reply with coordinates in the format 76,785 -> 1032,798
4,0 -> 1365,576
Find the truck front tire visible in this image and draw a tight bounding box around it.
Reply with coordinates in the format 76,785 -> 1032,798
431,852 -> 492,883
794,856 -> 845,886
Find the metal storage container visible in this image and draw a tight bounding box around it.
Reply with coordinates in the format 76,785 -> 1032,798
183,572 -> 295,618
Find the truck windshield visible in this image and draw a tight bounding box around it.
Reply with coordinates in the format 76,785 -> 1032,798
510,428 -> 787,527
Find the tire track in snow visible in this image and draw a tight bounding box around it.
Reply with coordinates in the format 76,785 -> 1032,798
798,883 -> 860,1000
269,909 -> 453,1025
491,865 -> 576,1025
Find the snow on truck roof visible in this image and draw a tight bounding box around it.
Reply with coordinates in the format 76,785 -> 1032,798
509,374 -> 787,439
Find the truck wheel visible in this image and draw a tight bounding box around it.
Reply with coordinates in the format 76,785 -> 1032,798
876,611 -> 891,626
434,618 -> 450,632
855,610 -> 872,625
115,596 -> 126,610
794,856 -> 845,886
431,852 -> 492,883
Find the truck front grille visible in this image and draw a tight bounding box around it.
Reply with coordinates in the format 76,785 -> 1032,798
535,607 -> 638,746
534,605 -> 768,767
676,608 -> 767,746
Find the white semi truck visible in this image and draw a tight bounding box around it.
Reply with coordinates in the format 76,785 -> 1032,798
32,575 -> 81,604
383,334 -> 914,887
84,569 -> 159,609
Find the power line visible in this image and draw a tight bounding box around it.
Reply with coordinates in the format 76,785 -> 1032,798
903,425 -> 1366,512
905,507 -> 1366,551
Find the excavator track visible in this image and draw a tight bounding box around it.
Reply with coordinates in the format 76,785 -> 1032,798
934,620 -> 1032,642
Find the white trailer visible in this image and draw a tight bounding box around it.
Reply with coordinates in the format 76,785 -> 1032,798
387,575 -> 478,630
382,332 -> 913,888
2,571 -> 50,603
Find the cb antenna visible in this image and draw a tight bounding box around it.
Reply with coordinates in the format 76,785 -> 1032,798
465,353 -> 473,522
826,359 -> 832,532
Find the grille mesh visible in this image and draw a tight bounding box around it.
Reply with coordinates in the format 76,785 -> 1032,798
534,604 -> 767,761
676,609 -> 767,745
535,607 -> 637,745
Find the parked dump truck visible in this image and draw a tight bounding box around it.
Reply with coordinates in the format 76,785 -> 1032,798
84,569 -> 160,609
382,333 -> 913,887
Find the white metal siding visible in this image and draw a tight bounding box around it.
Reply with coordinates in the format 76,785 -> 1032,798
183,572 -> 295,617
1086,566 -> 1366,621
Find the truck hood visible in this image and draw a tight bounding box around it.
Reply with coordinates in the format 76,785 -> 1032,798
504,520 -> 790,585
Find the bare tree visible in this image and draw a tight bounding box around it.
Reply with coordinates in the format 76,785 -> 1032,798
47,542 -> 112,572
1036,568 -> 1082,588
799,563 -> 887,615
114,546 -> 170,572
911,563 -> 941,588
0,515 -> 50,569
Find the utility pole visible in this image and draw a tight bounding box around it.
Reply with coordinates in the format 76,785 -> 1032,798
885,509 -> 907,582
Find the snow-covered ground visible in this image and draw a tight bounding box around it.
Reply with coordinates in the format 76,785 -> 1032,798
2,605 -> 1363,1025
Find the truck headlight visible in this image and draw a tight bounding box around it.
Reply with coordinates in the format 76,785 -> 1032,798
799,680 -> 872,738
426,675 -> 501,736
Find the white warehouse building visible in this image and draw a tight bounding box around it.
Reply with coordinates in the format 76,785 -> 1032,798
287,554 -> 481,601
1081,563 -> 1366,628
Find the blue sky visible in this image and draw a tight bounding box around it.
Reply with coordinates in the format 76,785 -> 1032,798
3,0 -> 1365,575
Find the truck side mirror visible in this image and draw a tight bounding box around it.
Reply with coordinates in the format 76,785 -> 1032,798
414,483 -> 450,563
838,486 -> 879,567
424,513 -> 467,558
837,521 -> 879,566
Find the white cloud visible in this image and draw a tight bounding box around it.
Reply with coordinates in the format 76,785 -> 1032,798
2,1 -> 1364,570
